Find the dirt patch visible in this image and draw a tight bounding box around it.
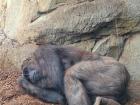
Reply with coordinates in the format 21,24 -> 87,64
0,69 -> 50,105
0,69 -> 139,105
126,99 -> 140,105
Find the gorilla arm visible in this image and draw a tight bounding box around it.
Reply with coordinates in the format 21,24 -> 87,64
18,76 -> 66,105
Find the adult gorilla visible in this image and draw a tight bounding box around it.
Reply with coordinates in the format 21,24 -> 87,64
18,45 -> 130,105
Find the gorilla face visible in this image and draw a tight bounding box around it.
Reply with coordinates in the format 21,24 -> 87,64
22,57 -> 43,84
23,67 -> 43,84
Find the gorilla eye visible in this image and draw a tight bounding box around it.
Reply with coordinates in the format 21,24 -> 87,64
23,67 -> 30,81
23,67 -> 29,75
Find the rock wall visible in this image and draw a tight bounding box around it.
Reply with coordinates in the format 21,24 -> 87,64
0,0 -> 140,80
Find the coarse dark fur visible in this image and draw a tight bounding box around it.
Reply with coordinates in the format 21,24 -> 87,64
18,45 -> 130,105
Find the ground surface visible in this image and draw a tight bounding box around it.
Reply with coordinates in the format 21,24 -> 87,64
0,69 -> 140,105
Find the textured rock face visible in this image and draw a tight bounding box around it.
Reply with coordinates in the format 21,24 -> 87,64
0,0 -> 140,94
29,0 -> 123,44
0,0 -> 140,104
93,35 -> 125,60
0,29 -> 38,70
120,34 -> 140,80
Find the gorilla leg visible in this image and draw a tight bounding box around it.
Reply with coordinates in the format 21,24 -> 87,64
18,77 -> 66,105
64,66 -> 91,105
64,61 -> 124,105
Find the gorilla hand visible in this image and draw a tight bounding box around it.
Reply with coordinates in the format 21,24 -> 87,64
18,77 -> 67,105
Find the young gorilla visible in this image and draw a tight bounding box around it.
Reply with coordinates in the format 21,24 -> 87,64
18,45 -> 130,105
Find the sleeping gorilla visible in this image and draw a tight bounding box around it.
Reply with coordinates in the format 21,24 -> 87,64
18,45 -> 130,105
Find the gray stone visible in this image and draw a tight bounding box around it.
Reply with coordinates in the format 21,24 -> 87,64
29,0 -> 123,44
93,35 -> 125,60
68,39 -> 95,51
0,29 -> 38,70
4,0 -> 38,41
119,33 -> 140,80
37,0 -> 66,13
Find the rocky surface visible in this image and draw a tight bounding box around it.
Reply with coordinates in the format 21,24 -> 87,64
0,29 -> 38,70
120,34 -> 140,80
0,0 -> 140,71
0,0 -> 140,104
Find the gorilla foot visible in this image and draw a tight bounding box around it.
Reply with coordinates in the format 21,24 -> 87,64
94,97 -> 121,105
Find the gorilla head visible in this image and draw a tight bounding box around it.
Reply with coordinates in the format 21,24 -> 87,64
21,57 -> 43,84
